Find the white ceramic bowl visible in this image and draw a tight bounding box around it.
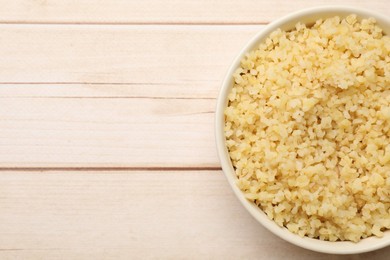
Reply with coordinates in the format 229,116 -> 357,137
215,6 -> 390,254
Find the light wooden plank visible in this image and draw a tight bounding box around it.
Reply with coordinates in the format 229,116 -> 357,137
0,97 -> 217,168
1,170 -> 388,259
0,0 -> 388,24
0,25 -> 261,84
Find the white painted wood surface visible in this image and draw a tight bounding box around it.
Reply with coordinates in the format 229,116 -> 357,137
1,171 -> 389,259
0,25 -> 260,167
0,1 -> 389,259
0,0 -> 388,24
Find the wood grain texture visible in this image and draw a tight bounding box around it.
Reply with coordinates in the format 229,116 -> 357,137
0,0 -> 388,24
0,170 -> 389,259
0,26 -> 261,168
0,25 -> 261,83
0,96 -> 217,167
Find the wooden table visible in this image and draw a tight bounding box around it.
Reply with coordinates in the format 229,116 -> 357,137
0,1 -> 389,259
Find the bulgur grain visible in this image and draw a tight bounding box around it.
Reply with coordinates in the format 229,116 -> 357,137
225,15 -> 390,242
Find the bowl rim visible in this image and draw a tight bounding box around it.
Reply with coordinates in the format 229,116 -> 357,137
215,5 -> 390,254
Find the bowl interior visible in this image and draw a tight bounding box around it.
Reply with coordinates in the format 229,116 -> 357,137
216,6 -> 390,254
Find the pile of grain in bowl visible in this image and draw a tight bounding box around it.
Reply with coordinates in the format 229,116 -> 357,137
224,15 -> 390,242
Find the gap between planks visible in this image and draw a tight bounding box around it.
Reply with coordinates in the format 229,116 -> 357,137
0,82 -> 186,85
0,166 -> 222,172
0,21 -> 269,26
0,96 -> 216,100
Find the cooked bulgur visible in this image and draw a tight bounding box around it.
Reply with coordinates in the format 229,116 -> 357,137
224,15 -> 390,242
